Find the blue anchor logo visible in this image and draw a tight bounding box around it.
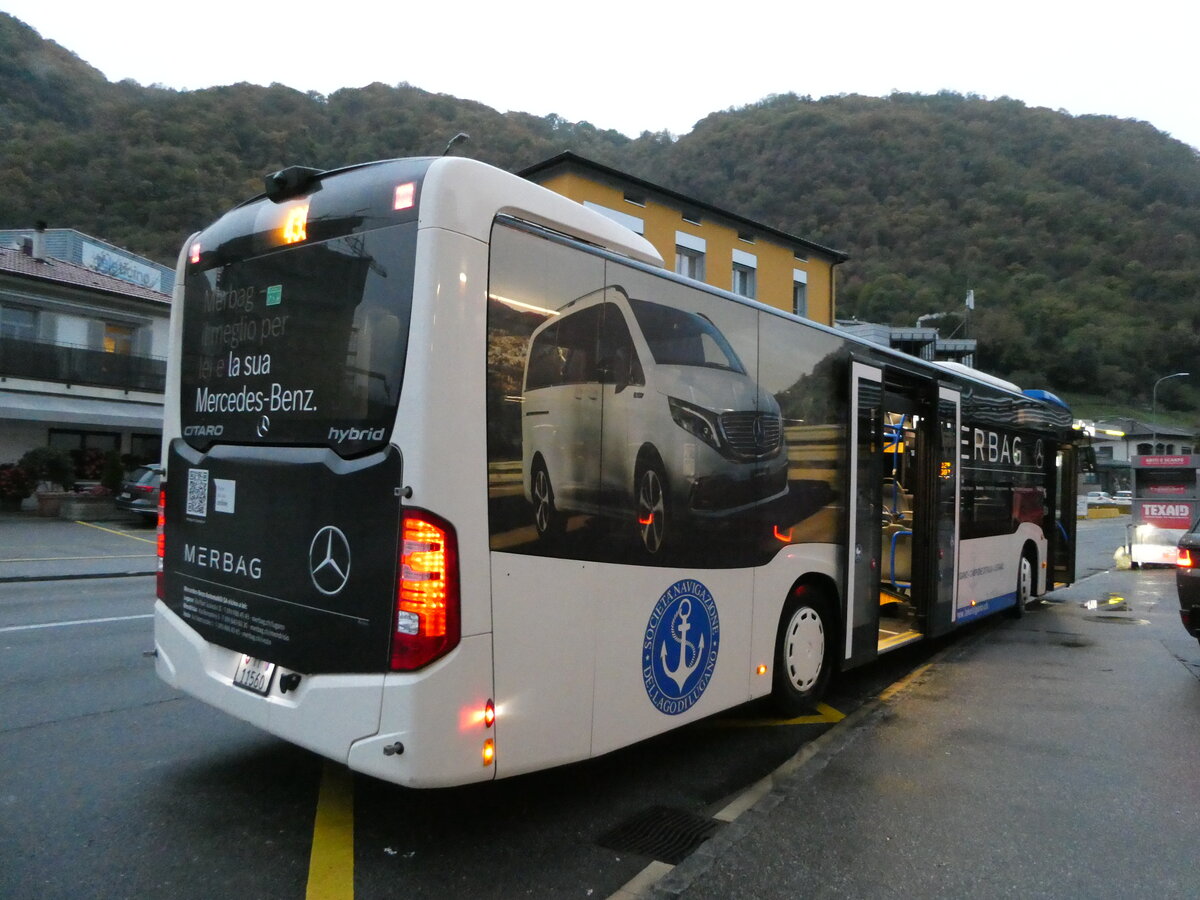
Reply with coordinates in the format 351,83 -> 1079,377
643,580 -> 720,715
660,598 -> 705,692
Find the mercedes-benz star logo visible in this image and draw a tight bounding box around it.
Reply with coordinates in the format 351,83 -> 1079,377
309,525 -> 351,596
256,415 -> 271,437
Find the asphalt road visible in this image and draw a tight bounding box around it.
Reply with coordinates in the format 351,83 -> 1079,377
0,576 -> 938,898
0,516 -> 1136,898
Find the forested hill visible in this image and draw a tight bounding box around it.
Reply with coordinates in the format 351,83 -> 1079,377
2,13 -> 1198,411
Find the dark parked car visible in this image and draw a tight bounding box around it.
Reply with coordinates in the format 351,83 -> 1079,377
115,465 -> 162,522
1177,518 -> 1200,642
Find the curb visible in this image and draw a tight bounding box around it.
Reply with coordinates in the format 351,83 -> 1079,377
0,570 -> 155,584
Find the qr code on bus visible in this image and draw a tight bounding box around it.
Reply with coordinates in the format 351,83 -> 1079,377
186,468 -> 209,517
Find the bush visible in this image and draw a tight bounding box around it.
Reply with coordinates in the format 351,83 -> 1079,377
100,451 -> 125,492
0,464 -> 34,501
18,447 -> 76,491
72,448 -> 106,480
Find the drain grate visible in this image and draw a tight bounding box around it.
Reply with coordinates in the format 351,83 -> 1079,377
597,806 -> 719,864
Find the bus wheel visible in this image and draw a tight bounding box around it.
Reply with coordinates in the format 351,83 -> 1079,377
1008,551 -> 1034,618
635,459 -> 669,554
771,587 -> 834,715
531,460 -> 564,540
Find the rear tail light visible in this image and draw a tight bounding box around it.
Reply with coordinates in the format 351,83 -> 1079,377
1179,548 -> 1194,568
390,508 -> 460,671
155,484 -> 166,599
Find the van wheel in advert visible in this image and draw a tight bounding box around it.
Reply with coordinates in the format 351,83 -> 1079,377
635,459 -> 669,555
771,586 -> 835,715
531,459 -> 564,541
1008,550 -> 1034,619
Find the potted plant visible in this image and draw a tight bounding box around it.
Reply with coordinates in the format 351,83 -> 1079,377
19,447 -> 76,516
59,452 -> 125,520
60,483 -> 118,521
0,463 -> 33,512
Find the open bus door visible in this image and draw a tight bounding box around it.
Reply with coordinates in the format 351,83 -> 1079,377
846,361 -> 950,662
1051,445 -> 1078,587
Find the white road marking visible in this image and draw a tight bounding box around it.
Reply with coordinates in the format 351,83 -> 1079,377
0,613 -> 154,633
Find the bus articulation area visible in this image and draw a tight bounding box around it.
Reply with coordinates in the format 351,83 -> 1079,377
153,156 -> 1080,787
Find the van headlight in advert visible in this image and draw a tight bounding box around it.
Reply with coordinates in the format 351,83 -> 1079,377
668,397 -> 723,452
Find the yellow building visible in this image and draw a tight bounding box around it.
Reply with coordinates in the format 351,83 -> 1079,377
518,152 -> 848,325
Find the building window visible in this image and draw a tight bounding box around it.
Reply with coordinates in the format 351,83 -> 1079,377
674,231 -> 707,282
130,433 -> 162,466
583,201 -> 644,235
1183,445 -> 1193,454
623,190 -> 646,207
49,429 -> 120,451
737,231 -> 756,244
676,246 -> 705,281
732,264 -> 756,298
1136,443 -> 1153,455
1095,446 -> 1114,459
0,305 -> 37,340
794,250 -> 809,262
682,211 -> 702,225
732,249 -> 757,299
793,269 -> 809,318
104,323 -> 134,354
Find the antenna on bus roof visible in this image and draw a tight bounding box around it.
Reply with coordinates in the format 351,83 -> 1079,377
264,166 -> 322,203
443,133 -> 470,156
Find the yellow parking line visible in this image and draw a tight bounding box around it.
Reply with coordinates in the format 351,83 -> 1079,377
720,701 -> 846,728
878,663 -> 933,701
73,520 -> 156,544
307,762 -> 354,900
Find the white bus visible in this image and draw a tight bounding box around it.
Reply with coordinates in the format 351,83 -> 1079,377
154,156 -> 1079,787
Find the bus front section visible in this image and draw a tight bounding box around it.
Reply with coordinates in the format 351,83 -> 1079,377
153,159 -> 495,787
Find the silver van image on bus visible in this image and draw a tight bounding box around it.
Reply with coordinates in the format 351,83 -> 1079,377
521,285 -> 788,554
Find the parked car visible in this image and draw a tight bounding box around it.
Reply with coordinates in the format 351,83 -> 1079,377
115,465 -> 162,522
1085,491 -> 1114,505
1177,518 -> 1200,643
1114,490 -> 1133,506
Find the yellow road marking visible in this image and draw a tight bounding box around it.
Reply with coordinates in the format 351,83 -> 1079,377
307,762 -> 355,900
878,663 -> 933,701
73,520 -> 156,544
720,701 -> 845,728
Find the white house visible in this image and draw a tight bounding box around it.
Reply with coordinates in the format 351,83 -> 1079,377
0,229 -> 170,468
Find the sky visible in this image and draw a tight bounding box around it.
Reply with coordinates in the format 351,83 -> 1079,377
5,1 -> 1200,151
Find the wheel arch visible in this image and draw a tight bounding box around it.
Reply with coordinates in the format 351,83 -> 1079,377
780,572 -> 842,670
1021,538 -> 1041,597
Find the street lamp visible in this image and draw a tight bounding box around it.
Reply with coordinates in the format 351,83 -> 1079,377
1151,372 -> 1189,453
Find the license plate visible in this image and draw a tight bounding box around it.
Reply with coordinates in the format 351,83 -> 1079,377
119,492 -> 131,500
233,654 -> 276,695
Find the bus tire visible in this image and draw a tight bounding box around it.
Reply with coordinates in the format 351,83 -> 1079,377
531,458 -> 564,541
771,585 -> 835,715
1008,549 -> 1035,619
635,455 -> 670,555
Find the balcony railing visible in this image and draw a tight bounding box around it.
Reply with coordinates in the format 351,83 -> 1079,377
0,336 -> 166,393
